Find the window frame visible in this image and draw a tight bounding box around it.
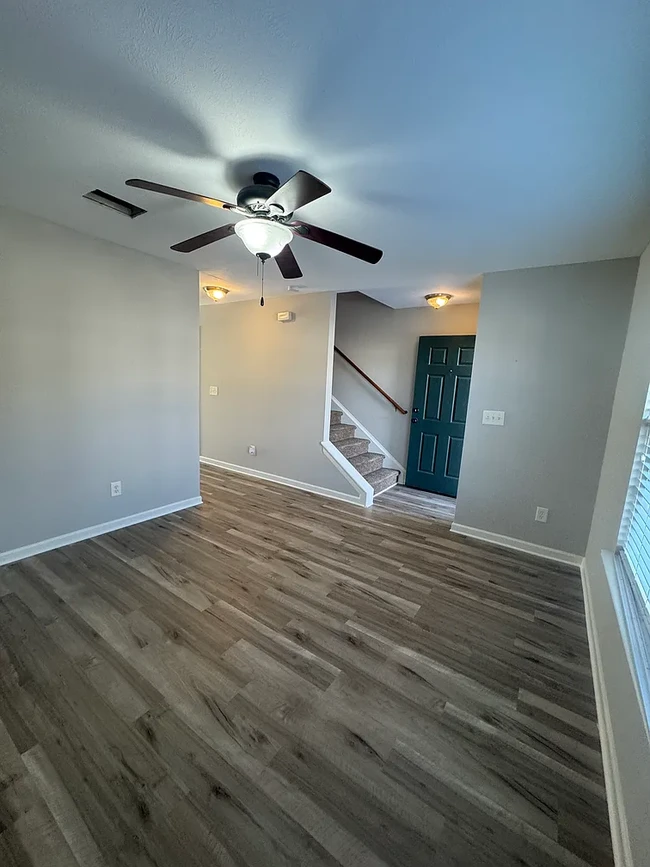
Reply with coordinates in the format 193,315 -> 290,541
612,384 -> 650,737
618,387 -> 650,608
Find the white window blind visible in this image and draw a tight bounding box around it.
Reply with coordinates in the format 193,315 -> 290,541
620,385 -> 650,604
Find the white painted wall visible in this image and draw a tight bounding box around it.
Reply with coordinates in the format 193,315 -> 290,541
0,206 -> 200,558
333,292 -> 480,465
583,244 -> 650,866
455,259 -> 639,557
200,292 -> 357,498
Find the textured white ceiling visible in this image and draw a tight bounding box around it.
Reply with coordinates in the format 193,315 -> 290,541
1,0 -> 649,308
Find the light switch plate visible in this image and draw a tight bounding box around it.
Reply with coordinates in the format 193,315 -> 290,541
209,386 -> 219,396
482,410 -> 505,426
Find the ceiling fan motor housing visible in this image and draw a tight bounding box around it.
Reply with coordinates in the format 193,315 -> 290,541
237,172 -> 282,211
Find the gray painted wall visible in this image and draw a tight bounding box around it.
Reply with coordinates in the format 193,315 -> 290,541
200,292 -> 357,497
334,292 -> 480,466
455,258 -> 638,556
0,206 -> 200,555
583,244 -> 650,865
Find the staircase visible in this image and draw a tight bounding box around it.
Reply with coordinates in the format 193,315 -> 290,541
329,409 -> 399,497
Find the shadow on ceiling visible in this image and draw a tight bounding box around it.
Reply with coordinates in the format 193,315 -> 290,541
2,8 -> 214,160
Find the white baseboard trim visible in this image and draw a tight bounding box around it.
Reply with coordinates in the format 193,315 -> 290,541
200,455 -> 365,506
331,396 -> 406,479
0,497 -> 203,567
450,522 -> 584,567
581,559 -> 632,866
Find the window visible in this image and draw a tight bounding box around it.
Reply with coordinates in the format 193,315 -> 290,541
614,385 -> 650,729
619,385 -> 650,603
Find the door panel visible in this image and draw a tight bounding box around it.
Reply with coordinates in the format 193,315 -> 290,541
417,432 -> 438,475
423,374 -> 444,420
406,335 -> 475,497
445,436 -> 464,481
428,346 -> 448,365
451,376 -> 471,423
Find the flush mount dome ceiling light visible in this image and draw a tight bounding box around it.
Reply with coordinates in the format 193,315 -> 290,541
234,218 -> 293,258
203,286 -> 229,301
425,293 -> 453,308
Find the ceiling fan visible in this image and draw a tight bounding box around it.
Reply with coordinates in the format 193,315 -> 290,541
125,171 -> 383,280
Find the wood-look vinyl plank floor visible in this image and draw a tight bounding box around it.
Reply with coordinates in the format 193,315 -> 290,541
0,465 -> 612,866
373,485 -> 456,523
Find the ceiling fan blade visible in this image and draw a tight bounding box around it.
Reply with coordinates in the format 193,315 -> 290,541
265,171 -> 331,214
171,223 -> 236,253
291,221 -> 383,264
126,179 -> 235,210
274,245 -> 303,280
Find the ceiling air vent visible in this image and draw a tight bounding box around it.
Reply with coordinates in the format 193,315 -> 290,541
82,189 -> 146,218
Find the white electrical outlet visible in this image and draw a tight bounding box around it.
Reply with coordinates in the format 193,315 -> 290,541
535,506 -> 549,523
482,410 -> 505,426
110,481 -> 122,497
209,385 -> 219,396
248,445 -> 257,456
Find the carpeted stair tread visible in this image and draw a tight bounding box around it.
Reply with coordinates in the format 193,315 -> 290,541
334,437 -> 369,458
329,423 -> 357,443
330,407 -> 399,496
349,451 -> 385,475
364,467 -> 399,494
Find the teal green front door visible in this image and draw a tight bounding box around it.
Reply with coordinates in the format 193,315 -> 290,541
405,335 -> 475,497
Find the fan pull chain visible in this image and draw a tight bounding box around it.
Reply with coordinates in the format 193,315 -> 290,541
256,253 -> 269,307
259,255 -> 265,307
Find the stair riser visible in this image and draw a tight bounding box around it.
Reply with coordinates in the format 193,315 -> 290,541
372,477 -> 399,495
336,439 -> 369,458
365,468 -> 400,494
330,424 -> 356,443
330,410 -> 343,425
350,454 -> 384,475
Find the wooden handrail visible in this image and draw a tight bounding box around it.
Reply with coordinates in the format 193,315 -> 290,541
334,346 -> 408,414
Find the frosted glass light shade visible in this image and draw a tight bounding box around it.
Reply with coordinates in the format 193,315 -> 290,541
425,293 -> 452,308
234,218 -> 293,257
203,286 -> 229,301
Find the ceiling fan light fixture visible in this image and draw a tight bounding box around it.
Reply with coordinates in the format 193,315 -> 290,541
203,286 -> 229,301
234,218 -> 293,257
425,293 -> 453,308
